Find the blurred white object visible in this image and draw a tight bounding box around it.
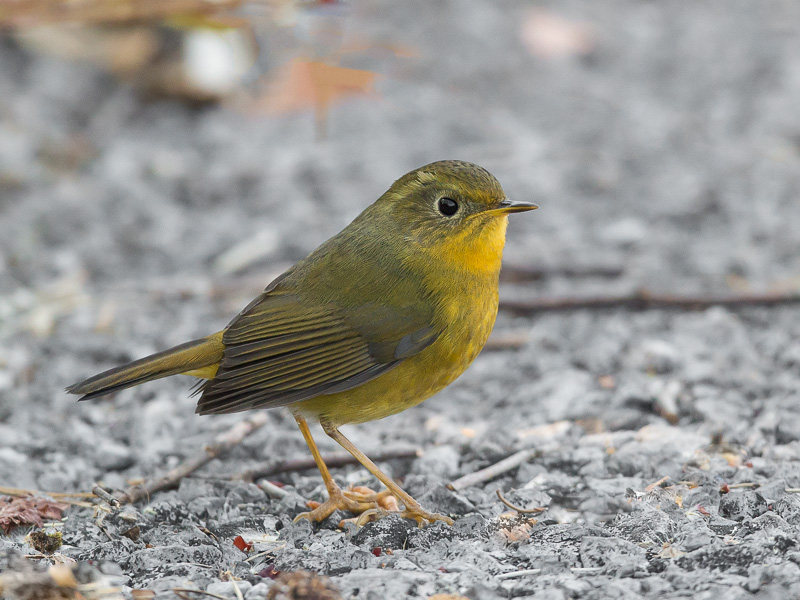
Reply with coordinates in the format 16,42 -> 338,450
183,28 -> 254,97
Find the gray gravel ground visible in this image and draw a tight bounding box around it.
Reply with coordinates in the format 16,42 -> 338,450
2,1 -> 800,598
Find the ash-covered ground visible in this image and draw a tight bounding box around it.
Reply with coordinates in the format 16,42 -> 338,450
2,1 -> 800,598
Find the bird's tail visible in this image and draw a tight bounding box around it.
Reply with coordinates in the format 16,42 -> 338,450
66,332 -> 225,401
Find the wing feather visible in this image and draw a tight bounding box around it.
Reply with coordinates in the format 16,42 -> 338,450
210,345 -> 368,393
195,291 -> 437,415
212,343 -> 364,384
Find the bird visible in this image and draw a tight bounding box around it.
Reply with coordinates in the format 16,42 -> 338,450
67,160 -> 537,526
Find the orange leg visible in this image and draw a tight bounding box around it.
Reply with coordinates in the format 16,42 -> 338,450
292,415 -> 384,524
321,420 -> 453,527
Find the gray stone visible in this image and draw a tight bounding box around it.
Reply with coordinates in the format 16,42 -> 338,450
206,581 -> 253,599
95,439 -> 135,471
579,536 -> 648,573
245,582 -> 271,600
719,492 -> 769,522
412,444 -> 461,478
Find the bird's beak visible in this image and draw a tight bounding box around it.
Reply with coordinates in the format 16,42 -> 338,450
493,198 -> 539,214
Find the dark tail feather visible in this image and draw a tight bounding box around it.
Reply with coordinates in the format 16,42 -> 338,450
67,333 -> 225,401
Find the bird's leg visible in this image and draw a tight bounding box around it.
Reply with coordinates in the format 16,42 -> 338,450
292,415 -> 382,523
321,420 -> 454,527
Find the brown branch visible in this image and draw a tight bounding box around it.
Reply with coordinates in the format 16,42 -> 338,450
231,447 -> 422,482
115,413 -> 268,505
500,290 -> 800,313
447,449 -> 538,491
501,264 -> 624,283
644,475 -> 670,493
91,484 -> 120,508
495,489 -> 546,514
483,331 -> 529,351
173,588 -> 228,600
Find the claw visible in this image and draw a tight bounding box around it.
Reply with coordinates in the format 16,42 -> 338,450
293,484 -> 452,528
339,508 -> 384,529
396,505 -> 454,527
293,485 -> 383,524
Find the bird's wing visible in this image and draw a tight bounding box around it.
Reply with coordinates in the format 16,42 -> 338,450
194,290 -> 438,415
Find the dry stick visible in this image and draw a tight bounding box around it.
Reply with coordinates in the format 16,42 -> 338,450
91,484 -> 120,509
0,486 -> 94,499
500,290 -> 800,313
495,489 -> 546,514
448,449 -> 537,491
232,447 -> 422,482
500,264 -> 624,282
115,413 -> 268,505
258,480 -> 290,500
173,589 -> 229,600
231,580 -> 244,600
0,486 -> 94,509
644,475 -> 670,493
498,567 -> 603,580
483,331 -> 530,351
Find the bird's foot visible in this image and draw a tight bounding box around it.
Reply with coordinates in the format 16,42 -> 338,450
337,493 -> 454,528
394,502 -> 454,527
295,484 -> 453,527
294,485 -> 392,524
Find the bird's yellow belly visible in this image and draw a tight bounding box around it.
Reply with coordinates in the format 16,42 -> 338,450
292,289 -> 499,426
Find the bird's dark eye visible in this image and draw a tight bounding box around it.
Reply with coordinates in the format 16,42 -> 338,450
437,197 -> 459,217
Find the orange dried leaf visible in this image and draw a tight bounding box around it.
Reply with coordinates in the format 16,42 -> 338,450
233,535 -> 253,552
256,59 -> 379,132
0,496 -> 69,534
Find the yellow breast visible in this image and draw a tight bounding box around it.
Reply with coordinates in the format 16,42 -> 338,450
293,213 -> 507,425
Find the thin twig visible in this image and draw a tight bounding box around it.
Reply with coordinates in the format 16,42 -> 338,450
448,449 -> 537,491
484,331 -> 529,351
115,413 -> 268,505
92,484 -> 120,509
94,508 -> 115,542
173,588 -> 229,600
644,475 -> 670,493
501,264 -> 624,282
495,489 -> 546,514
497,566 -> 604,580
497,568 -> 543,579
500,290 -> 800,313
230,579 -> 244,600
257,480 -> 289,499
0,487 -> 93,509
0,486 -> 94,499
231,447 -> 421,482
